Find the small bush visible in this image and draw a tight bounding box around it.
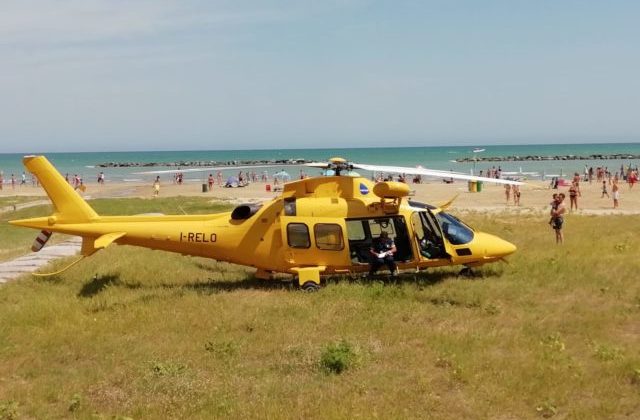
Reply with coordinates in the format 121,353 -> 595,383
68,394 -> 82,412
205,340 -> 239,357
320,340 -> 358,374
483,302 -> 501,315
0,401 -> 19,420
535,401 -> 557,418
150,361 -> 187,377
593,344 -> 624,362
540,333 -> 565,352
614,242 -> 630,252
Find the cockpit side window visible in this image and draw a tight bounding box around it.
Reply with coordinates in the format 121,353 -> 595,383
436,212 -> 474,245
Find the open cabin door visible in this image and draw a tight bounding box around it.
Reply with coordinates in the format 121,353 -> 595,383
345,216 -> 414,266
411,210 -> 451,263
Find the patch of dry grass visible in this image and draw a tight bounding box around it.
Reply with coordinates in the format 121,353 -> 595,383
1,204 -> 639,418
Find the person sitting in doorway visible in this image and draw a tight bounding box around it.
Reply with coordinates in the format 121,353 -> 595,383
369,231 -> 398,276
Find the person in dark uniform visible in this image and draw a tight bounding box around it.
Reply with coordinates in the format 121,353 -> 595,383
369,231 -> 398,276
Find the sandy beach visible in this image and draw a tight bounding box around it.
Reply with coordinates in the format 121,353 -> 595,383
1,177 -> 637,216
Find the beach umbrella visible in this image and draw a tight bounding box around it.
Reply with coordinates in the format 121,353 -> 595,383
274,171 -> 291,182
225,176 -> 239,187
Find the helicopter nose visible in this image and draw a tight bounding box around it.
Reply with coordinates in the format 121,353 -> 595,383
480,233 -> 517,258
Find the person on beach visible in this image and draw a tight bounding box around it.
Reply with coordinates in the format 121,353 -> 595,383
505,183 -> 511,204
569,181 -> 578,212
11,174 -> 16,189
548,193 -> 558,226
153,176 -> 160,197
208,174 -> 214,191
572,173 -> 581,196
612,178 -> 619,208
628,170 -> 637,189
76,178 -> 86,192
0,171 -> 3,191
550,193 -> 566,244
513,184 -> 521,206
601,180 -> 609,198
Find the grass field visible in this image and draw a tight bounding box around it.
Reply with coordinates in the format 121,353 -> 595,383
1,198 -> 639,419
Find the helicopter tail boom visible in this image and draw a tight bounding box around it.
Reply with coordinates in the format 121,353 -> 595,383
22,155 -> 99,223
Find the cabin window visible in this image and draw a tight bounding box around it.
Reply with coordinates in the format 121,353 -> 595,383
287,223 -> 310,248
284,197 -> 296,216
369,218 -> 396,238
314,224 -> 344,251
436,212 -> 474,245
346,220 -> 366,241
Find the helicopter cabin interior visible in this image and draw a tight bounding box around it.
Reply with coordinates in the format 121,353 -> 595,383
345,210 -> 449,266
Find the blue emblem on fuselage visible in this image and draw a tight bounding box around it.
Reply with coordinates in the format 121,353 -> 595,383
359,183 -> 369,195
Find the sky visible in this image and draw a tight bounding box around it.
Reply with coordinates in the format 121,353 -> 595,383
1,0 -> 639,153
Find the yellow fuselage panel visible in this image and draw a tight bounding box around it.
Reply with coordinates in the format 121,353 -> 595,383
283,176 -> 376,200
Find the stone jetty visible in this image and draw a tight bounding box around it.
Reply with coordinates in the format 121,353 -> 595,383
96,158 -> 312,168
454,153 -> 640,163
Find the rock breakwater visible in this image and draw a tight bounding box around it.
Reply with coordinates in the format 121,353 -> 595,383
96,158 -> 312,168
454,153 -> 640,163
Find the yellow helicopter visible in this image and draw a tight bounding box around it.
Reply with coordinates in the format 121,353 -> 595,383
10,156 -> 522,290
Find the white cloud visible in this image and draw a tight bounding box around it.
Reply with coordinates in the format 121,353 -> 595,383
0,0 -> 295,47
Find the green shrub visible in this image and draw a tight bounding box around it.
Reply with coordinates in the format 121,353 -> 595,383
205,340 -> 239,358
536,400 -> 557,418
593,344 -> 623,362
150,361 -> 187,377
540,333 -> 565,352
68,394 -> 81,412
320,340 -> 358,374
0,401 -> 19,420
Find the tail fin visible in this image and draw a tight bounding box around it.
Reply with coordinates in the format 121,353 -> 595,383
23,155 -> 98,223
438,194 -> 459,211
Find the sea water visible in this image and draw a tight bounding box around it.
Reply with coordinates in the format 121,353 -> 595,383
0,143 -> 639,183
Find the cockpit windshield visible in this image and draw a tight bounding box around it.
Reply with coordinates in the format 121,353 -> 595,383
435,212 -> 474,245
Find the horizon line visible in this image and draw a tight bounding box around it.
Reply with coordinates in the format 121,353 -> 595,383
2,140 -> 639,155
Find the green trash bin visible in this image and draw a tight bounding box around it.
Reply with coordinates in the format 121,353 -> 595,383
202,183 -> 208,193
476,180 -> 483,192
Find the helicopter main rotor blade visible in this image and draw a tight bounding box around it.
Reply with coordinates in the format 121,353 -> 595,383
352,163 -> 525,186
304,162 -> 331,168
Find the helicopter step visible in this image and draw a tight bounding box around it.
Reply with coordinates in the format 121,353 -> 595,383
291,266 -> 325,291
